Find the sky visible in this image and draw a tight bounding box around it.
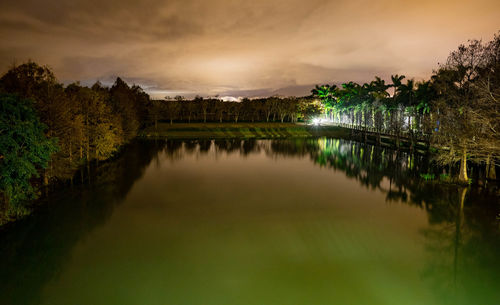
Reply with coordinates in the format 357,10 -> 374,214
0,0 -> 499,99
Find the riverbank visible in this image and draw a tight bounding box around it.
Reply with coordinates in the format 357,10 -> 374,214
0,138 -> 146,227
2,123 -> 493,227
140,122 -> 350,139
139,122 -> 430,152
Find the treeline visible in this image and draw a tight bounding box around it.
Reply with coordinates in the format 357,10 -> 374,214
0,61 -> 323,220
0,62 -> 149,218
313,32 -> 500,182
1,32 -> 499,220
147,96 -> 322,126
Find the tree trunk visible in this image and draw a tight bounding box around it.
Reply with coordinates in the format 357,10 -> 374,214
69,139 -> 72,166
486,155 -> 497,180
80,134 -> 83,159
459,148 -> 468,183
44,169 -> 49,186
86,139 -> 90,161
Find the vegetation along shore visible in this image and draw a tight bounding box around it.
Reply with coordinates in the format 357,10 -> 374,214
1,32 -> 499,225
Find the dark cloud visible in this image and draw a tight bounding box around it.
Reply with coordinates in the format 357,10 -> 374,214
1,0 -> 499,98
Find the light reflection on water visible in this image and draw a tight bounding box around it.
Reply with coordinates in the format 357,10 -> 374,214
0,138 -> 499,305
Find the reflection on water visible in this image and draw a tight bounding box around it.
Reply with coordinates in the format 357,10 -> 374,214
0,138 -> 499,305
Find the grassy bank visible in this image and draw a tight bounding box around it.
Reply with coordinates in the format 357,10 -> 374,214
140,122 -> 349,139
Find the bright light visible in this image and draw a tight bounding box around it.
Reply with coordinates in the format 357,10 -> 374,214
312,118 -> 330,126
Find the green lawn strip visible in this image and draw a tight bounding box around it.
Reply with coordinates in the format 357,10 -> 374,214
141,123 -> 343,139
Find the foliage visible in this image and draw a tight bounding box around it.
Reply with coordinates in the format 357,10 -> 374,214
0,62 -> 150,222
420,173 -> 436,181
431,36 -> 500,181
1,31 -> 500,220
143,96 -> 318,125
439,173 -> 451,182
0,94 -> 58,209
310,32 -> 500,183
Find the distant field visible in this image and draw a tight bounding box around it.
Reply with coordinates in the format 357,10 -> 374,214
140,122 -> 348,139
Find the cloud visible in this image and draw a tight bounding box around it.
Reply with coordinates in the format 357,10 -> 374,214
1,0 -> 499,97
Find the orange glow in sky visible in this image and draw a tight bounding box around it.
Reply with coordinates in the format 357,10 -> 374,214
1,0 -> 499,98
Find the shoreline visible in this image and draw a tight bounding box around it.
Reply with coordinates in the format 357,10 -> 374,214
140,122 -> 350,139
0,124 -> 492,227
139,122 -> 429,151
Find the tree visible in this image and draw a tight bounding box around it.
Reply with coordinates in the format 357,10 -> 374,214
148,100 -> 163,130
390,74 -> 405,98
473,32 -> 500,179
264,98 -> 275,122
0,94 -> 58,212
299,99 -> 323,121
164,101 -> 181,124
287,98 -> 300,123
312,84 -> 337,120
231,102 -> 243,123
241,98 -> 256,122
276,99 -> 289,123
185,101 -> 197,123
131,84 -> 150,126
0,62 -> 75,181
200,98 -> 209,123
0,61 -> 57,97
388,74 -> 405,132
414,80 -> 435,133
66,83 -> 124,162
399,79 -> 416,130
431,39 -> 492,182
214,100 -> 226,122
110,77 -> 140,141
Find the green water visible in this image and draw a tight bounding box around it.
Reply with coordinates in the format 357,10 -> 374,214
1,138 -> 499,305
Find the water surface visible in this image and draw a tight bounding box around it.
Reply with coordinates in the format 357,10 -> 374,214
1,138 -> 499,305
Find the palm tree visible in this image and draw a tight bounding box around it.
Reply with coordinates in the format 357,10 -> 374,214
399,79 -> 416,130
389,74 -> 405,132
390,74 -> 405,97
312,84 -> 337,120
370,77 -> 390,100
415,81 -> 434,133
369,77 -> 390,128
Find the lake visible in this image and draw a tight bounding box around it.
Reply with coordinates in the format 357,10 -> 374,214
1,138 -> 499,305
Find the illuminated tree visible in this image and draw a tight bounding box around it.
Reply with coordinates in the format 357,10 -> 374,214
312,84 -> 337,120
431,39 -> 494,182
474,32 -> 500,179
